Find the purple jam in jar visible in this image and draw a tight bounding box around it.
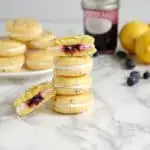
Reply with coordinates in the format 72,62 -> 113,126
81,0 -> 120,55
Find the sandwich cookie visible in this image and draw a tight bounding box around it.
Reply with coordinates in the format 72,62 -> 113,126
53,75 -> 92,95
14,82 -> 56,117
6,18 -> 43,41
0,55 -> 25,72
54,56 -> 93,77
0,39 -> 26,57
25,50 -> 53,70
28,31 -> 56,49
46,35 -> 97,56
53,93 -> 94,114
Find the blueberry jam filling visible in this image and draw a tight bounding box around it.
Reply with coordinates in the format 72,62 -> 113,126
26,93 -> 44,107
63,44 -> 81,53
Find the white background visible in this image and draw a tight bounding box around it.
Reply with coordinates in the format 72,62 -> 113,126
0,0 -> 149,36
0,0 -> 149,25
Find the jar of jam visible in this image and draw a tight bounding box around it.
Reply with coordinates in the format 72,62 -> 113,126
81,0 -> 120,55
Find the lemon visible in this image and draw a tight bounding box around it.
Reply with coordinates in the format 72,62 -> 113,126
119,21 -> 149,54
135,31 -> 150,64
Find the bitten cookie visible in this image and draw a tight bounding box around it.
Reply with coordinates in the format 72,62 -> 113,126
0,55 -> 25,72
25,50 -> 53,70
46,35 -> 97,56
14,82 -> 56,117
28,31 -> 56,49
54,56 -> 93,77
6,18 -> 43,41
52,93 -> 94,114
0,39 -> 26,57
53,75 -> 92,95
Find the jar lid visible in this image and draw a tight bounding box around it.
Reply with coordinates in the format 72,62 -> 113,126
81,0 -> 120,10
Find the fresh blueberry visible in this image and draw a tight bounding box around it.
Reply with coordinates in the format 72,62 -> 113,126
126,76 -> 138,86
143,71 -> 150,79
130,71 -> 140,79
116,51 -> 127,59
125,58 -> 136,69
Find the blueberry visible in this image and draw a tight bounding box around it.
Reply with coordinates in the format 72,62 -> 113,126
143,71 -> 150,79
127,76 -> 138,86
130,71 -> 140,79
125,58 -> 136,69
116,51 -> 127,59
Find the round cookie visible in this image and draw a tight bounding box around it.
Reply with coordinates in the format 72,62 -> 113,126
28,31 -> 56,49
6,18 -> 43,41
53,75 -> 92,95
25,50 -> 53,70
0,55 -> 25,72
0,39 -> 26,57
54,56 -> 93,77
52,93 -> 94,114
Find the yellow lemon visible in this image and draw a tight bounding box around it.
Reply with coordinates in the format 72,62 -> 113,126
135,31 -> 150,64
119,21 -> 149,54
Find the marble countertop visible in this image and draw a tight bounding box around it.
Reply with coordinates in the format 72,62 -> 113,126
1,54 -> 150,150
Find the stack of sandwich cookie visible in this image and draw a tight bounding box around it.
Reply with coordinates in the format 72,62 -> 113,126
14,82 -> 56,117
5,18 -> 55,70
50,35 -> 96,114
0,39 -> 26,72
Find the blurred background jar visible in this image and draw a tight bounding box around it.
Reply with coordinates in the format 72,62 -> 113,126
81,0 -> 120,55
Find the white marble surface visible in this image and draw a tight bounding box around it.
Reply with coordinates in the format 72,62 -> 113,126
1,54 -> 150,150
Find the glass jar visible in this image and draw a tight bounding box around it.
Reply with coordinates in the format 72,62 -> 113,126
81,0 -> 120,55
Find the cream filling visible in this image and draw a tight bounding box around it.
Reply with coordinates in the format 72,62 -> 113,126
47,44 -> 94,51
55,100 -> 93,108
54,84 -> 91,89
55,63 -> 92,70
0,45 -> 26,53
16,89 -> 52,113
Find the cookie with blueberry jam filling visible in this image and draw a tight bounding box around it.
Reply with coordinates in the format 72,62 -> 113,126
14,82 -> 56,117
